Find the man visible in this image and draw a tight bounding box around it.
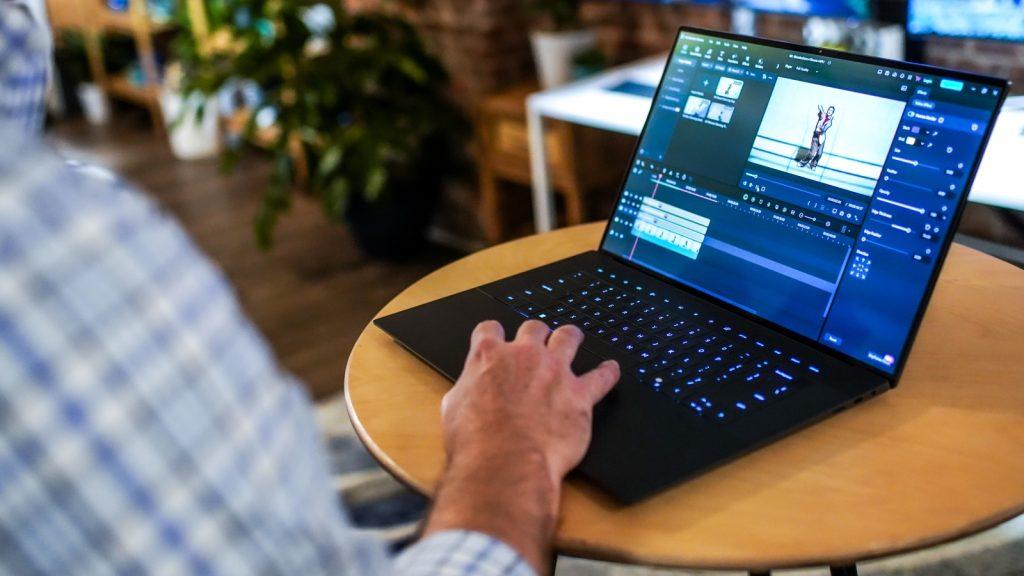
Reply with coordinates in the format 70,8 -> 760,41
0,3 -> 619,575
798,105 -> 835,170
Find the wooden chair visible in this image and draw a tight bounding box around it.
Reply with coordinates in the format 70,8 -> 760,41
476,83 -> 632,244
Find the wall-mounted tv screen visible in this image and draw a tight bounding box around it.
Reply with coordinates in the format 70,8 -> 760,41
733,0 -> 871,18
908,0 -> 1024,41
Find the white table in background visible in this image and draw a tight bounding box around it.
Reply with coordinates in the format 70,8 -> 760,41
971,95 -> 1024,213
526,55 -> 665,233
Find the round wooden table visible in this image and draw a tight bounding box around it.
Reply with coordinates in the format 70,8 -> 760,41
344,223 -> 1024,573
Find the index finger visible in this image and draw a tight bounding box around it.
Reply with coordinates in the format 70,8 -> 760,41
470,320 -> 505,350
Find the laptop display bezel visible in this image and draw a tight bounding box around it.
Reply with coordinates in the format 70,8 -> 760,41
598,26 -> 1010,383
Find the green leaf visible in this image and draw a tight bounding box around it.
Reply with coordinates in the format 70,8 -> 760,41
323,177 -> 350,219
397,57 -> 427,84
317,145 -> 343,180
364,165 -> 387,201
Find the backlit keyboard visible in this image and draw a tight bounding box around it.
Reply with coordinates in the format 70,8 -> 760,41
492,266 -> 824,424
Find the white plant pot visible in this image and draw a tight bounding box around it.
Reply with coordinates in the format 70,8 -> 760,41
76,83 -> 109,125
161,89 -> 220,160
530,29 -> 598,89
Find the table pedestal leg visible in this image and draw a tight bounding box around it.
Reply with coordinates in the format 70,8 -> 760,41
748,566 -> 857,576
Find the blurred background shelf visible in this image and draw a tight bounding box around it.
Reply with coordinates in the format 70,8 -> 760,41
101,76 -> 158,105
45,0 -> 194,133
93,8 -> 175,35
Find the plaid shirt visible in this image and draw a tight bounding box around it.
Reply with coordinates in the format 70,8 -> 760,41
0,7 -> 533,576
0,0 -> 47,132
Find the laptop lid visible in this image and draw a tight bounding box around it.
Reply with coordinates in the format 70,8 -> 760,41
599,27 -> 1008,380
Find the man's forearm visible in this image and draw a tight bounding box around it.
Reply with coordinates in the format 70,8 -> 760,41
423,443 -> 558,575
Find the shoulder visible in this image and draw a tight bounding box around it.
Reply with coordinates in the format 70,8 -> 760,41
0,134 -> 168,247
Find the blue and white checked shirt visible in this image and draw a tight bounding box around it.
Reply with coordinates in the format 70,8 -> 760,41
0,5 -> 533,575
0,0 -> 47,133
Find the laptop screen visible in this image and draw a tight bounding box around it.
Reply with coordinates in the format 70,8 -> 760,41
600,29 -> 1006,375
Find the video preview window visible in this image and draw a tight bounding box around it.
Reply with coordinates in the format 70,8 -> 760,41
746,78 -> 906,197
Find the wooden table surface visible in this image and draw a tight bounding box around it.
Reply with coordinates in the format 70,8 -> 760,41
344,222 -> 1024,571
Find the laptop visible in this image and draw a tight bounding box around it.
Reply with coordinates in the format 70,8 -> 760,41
376,28 -> 1009,503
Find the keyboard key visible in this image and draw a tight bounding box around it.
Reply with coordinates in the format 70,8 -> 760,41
688,396 -> 714,416
652,357 -> 674,370
660,345 -> 682,358
659,329 -> 681,340
771,383 -> 791,397
751,390 -> 770,405
773,368 -> 795,382
634,364 -> 654,378
512,303 -> 539,317
712,407 -> 734,423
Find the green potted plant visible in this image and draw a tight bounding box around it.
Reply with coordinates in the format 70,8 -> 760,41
525,0 -> 597,88
175,0 -> 466,258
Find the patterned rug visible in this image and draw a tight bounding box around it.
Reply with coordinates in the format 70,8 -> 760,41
316,395 -> 1024,575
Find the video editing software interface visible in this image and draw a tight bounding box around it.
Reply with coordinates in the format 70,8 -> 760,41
602,31 -> 1003,374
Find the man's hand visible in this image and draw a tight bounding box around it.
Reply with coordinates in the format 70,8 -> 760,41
442,319 -> 620,496
422,320 -> 620,574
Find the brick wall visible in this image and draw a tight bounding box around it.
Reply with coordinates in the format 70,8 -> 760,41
349,1 -> 1024,106
346,1 -> 736,107
580,2 -> 732,62
347,0 -> 534,107
925,37 -> 1024,90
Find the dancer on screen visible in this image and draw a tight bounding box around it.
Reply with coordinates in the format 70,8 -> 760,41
799,105 -> 836,170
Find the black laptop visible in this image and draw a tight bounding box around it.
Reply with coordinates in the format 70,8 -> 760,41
376,28 -> 1008,503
